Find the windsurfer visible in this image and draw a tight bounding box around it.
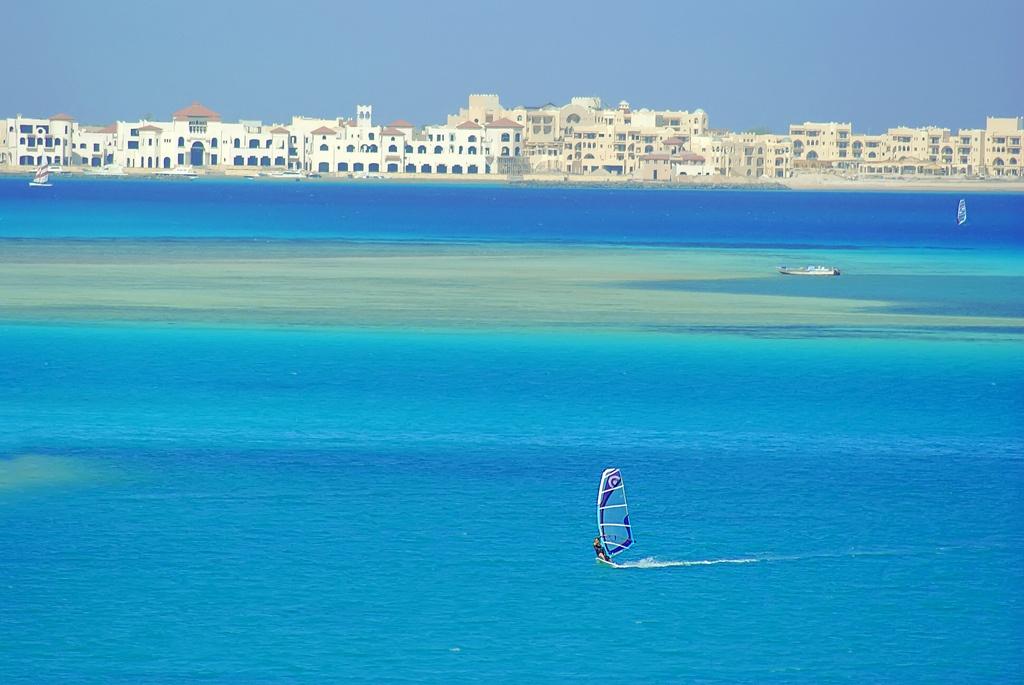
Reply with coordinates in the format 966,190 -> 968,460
593,536 -> 611,562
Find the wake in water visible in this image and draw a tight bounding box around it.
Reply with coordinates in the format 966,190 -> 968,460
613,556 -> 761,568
611,546 -> 949,569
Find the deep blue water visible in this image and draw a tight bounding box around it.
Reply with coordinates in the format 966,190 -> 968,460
1,179 -> 1022,682
1,176 -> 1023,248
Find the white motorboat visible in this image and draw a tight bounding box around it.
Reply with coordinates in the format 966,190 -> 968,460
777,265 -> 840,276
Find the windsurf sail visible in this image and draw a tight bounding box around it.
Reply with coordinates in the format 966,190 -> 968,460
957,198 -> 967,226
30,166 -> 50,186
597,468 -> 634,557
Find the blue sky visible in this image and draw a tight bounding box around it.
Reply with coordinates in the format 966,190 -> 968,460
6,0 -> 1022,133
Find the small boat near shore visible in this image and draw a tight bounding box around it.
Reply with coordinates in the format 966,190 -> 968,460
263,170 -> 306,180
778,265 -> 840,276
29,166 -> 51,187
88,164 -> 127,177
156,166 -> 198,179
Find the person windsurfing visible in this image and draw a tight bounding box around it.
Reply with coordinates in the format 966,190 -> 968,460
593,536 -> 611,563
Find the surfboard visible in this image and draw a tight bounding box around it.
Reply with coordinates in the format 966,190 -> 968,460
596,557 -> 622,568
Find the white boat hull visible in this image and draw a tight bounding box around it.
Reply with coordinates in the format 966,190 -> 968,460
778,266 -> 840,276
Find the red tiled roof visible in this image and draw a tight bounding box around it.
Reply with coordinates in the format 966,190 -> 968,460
662,137 -> 685,145
640,153 -> 670,161
99,123 -> 117,134
270,126 -> 289,134
49,113 -> 74,121
381,127 -> 405,136
678,152 -> 705,162
172,102 -> 221,121
138,124 -> 162,132
310,126 -> 335,135
389,119 -> 413,127
456,120 -> 482,130
485,117 -> 523,129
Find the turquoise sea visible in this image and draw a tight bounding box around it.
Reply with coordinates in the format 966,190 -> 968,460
1,178 -> 1022,682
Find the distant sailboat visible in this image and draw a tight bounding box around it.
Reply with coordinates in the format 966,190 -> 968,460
957,198 -> 967,226
29,166 -> 51,187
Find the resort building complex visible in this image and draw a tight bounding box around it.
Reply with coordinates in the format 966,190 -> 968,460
2,95 -> 1021,180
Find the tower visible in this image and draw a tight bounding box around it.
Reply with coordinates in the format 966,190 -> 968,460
357,105 -> 372,128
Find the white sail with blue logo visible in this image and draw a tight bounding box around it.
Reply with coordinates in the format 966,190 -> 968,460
597,468 -> 634,557
957,198 -> 967,226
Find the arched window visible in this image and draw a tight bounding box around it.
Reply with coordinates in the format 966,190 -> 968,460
353,162 -> 364,171
248,140 -> 259,149
163,157 -> 170,168
452,164 -> 463,174
211,139 -> 218,148
417,145 -> 427,154
337,162 -> 349,171
434,145 -> 443,154
514,147 -> 520,155
644,145 -> 653,153
806,150 -> 818,160
260,156 -> 270,166
265,140 -> 271,148
275,156 -> 285,166
567,114 -> 580,125
247,155 -> 258,166
347,145 -> 355,152
437,164 -> 447,174
369,163 -> 379,172
370,144 -> 378,153
500,132 -> 510,142
234,155 -> 244,165
468,135 -> 477,142
368,132 -> 375,140
387,163 -> 398,172
458,146 -> 463,154
388,144 -> 398,153
318,162 -> 329,172
468,164 -> 479,174
405,164 -> 415,173
420,164 -> 432,173
405,145 -> 413,153
319,144 -> 329,151
468,146 -> 477,155
501,147 -> 510,156
233,138 -> 241,148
